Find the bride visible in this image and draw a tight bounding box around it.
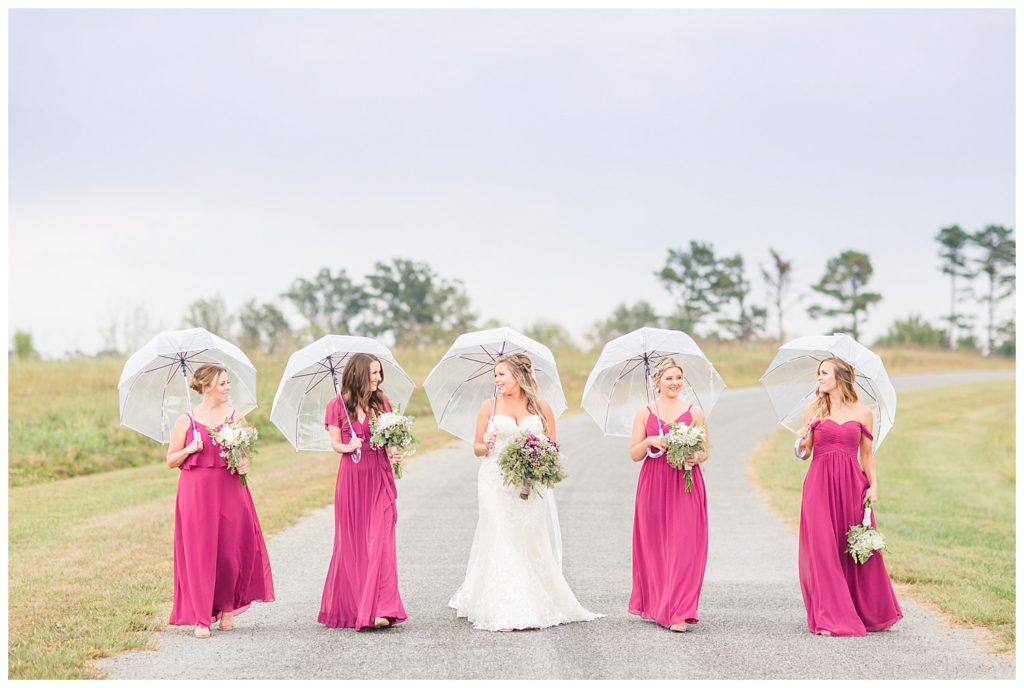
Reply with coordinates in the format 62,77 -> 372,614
448,353 -> 602,631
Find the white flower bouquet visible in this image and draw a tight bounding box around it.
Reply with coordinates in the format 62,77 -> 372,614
369,408 -> 417,479
663,421 -> 707,492
846,502 -> 888,564
209,418 -> 258,486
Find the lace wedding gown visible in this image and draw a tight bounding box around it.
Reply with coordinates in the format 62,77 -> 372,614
448,414 -> 603,631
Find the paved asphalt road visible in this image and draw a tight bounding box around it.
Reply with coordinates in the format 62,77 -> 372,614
100,370 -> 1015,679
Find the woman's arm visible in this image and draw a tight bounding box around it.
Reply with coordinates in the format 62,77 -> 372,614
689,406 -> 708,465
859,410 -> 877,504
540,400 -> 557,444
796,404 -> 816,459
629,408 -> 661,462
328,423 -> 360,455
472,401 -> 496,457
165,415 -> 201,468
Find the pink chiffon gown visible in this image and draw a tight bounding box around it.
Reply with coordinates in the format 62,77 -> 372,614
319,396 -> 407,630
799,418 -> 903,636
629,405 -> 709,628
168,414 -> 275,628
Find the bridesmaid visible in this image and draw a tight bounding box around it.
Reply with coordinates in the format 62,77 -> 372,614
627,358 -> 710,632
794,357 -> 903,636
165,364 -> 275,638
319,353 -> 407,630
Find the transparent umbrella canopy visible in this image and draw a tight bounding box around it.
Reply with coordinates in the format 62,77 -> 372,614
423,327 -> 567,444
581,327 -> 726,438
117,327 -> 258,443
760,333 -> 897,450
270,335 -> 415,453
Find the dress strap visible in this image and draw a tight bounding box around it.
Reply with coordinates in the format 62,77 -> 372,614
860,423 -> 874,441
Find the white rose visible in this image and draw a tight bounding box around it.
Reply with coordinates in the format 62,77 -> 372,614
220,425 -> 241,445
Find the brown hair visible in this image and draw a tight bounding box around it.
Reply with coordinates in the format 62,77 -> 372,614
652,357 -> 685,393
812,357 -> 858,419
340,353 -> 387,421
495,353 -> 549,434
189,363 -> 227,393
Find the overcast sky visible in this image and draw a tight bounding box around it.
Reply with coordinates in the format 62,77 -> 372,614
9,9 -> 1015,356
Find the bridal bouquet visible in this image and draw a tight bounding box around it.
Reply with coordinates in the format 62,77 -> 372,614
498,430 -> 567,500
209,418 -> 258,486
663,421 -> 706,493
369,408 -> 417,479
846,501 -> 888,564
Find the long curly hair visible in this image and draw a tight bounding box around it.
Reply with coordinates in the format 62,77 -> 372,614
495,353 -> 548,434
340,353 -> 387,421
811,356 -> 858,420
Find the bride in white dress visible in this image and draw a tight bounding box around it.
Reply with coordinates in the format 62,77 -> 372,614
448,353 -> 602,631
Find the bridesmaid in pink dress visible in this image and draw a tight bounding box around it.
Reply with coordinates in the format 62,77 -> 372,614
319,353 -> 407,630
627,358 -> 710,633
165,364 -> 275,639
794,357 -> 903,636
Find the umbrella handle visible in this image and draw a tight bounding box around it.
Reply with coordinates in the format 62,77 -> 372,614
181,364 -> 199,447
793,410 -> 821,459
485,416 -> 496,456
331,371 -> 362,464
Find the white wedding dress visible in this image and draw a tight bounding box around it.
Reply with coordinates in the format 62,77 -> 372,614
448,414 -> 603,631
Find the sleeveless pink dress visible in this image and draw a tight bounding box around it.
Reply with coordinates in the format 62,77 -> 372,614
168,413 -> 275,628
798,418 -> 903,636
319,396 -> 407,630
629,406 -> 709,628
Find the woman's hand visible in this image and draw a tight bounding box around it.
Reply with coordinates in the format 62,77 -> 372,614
646,436 -> 667,451
693,449 -> 708,463
346,437 -> 363,453
796,424 -> 810,439
186,436 -> 203,454
482,431 -> 496,446
236,458 -> 250,475
865,484 -> 878,505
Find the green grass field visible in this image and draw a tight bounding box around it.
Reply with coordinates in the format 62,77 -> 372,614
749,379 -> 1015,652
6,344 -> 1014,678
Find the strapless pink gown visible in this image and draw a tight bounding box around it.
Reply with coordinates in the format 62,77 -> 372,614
799,418 -> 903,636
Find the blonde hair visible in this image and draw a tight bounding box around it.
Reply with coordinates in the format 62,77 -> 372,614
812,357 -> 858,419
495,353 -> 549,434
189,363 -> 227,394
652,357 -> 685,393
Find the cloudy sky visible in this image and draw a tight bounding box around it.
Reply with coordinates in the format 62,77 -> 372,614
9,9 -> 1015,356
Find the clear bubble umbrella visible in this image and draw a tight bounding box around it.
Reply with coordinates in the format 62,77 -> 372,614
117,327 -> 258,443
759,333 -> 897,450
423,327 -> 567,444
270,335 -> 415,454
581,327 -> 726,439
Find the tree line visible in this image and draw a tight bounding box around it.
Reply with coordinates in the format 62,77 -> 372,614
9,226 -> 1015,359
589,224 -> 1015,355
180,258 -> 478,354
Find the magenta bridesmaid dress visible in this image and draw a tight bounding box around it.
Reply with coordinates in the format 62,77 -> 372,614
168,413 -> 275,628
799,418 -> 903,636
629,405 -> 709,628
318,396 -> 407,630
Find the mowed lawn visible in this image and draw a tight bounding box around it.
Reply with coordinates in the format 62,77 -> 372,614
749,379 -> 1015,652
7,344 -> 1013,677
